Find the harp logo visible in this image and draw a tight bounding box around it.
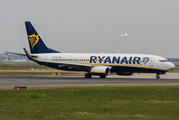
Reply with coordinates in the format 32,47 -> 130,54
143,57 -> 149,64
28,34 -> 39,49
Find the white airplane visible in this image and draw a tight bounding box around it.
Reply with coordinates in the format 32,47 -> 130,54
8,22 -> 175,79
120,33 -> 130,36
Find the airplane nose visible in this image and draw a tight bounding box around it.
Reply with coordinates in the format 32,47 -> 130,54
168,62 -> 175,70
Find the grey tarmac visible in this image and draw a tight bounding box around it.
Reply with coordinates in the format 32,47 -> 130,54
0,73 -> 179,88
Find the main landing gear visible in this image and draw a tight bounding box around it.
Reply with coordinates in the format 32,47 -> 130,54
85,73 -> 92,78
99,75 -> 106,78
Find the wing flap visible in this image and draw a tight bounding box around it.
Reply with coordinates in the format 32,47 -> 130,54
51,61 -> 93,68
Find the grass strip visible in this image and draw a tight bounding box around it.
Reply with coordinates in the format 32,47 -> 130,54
0,85 -> 179,120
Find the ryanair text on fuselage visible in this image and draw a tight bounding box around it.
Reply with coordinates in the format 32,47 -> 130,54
90,56 -> 149,64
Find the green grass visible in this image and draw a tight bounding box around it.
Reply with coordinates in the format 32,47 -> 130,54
0,85 -> 179,120
175,65 -> 179,67
0,62 -> 51,70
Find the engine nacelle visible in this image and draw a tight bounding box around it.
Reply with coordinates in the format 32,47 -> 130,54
90,66 -> 110,76
116,72 -> 133,76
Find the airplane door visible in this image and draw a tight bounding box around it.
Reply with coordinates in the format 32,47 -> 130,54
149,58 -> 154,67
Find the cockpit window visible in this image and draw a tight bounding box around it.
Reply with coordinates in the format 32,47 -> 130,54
159,60 -> 168,62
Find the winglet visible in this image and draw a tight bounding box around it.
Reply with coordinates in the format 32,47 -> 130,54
23,48 -> 33,60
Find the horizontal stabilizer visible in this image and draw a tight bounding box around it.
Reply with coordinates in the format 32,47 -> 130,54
5,51 -> 37,58
5,52 -> 26,56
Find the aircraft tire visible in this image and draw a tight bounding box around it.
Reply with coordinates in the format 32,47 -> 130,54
156,75 -> 160,79
85,73 -> 92,78
100,75 -> 106,78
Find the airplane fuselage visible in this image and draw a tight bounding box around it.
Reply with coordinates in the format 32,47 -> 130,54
34,53 -> 174,74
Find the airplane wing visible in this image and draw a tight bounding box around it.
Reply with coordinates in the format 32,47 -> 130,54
45,61 -> 93,68
54,62 -> 93,68
39,59 -> 93,70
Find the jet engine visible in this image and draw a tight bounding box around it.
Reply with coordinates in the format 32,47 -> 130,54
90,66 -> 110,78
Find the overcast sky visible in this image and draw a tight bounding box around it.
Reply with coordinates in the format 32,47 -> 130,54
0,0 -> 179,58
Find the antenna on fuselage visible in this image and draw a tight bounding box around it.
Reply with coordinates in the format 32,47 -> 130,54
116,50 -> 120,54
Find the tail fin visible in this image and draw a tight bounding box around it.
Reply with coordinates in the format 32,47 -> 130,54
25,21 -> 60,54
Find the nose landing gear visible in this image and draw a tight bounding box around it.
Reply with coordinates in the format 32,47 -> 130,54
156,75 -> 160,79
156,72 -> 165,79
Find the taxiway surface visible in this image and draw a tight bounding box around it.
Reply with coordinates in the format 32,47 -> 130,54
0,73 -> 179,88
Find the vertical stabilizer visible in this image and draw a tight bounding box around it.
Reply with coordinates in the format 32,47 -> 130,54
25,21 -> 60,54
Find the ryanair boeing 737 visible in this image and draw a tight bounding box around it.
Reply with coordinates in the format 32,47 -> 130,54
9,22 -> 175,79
